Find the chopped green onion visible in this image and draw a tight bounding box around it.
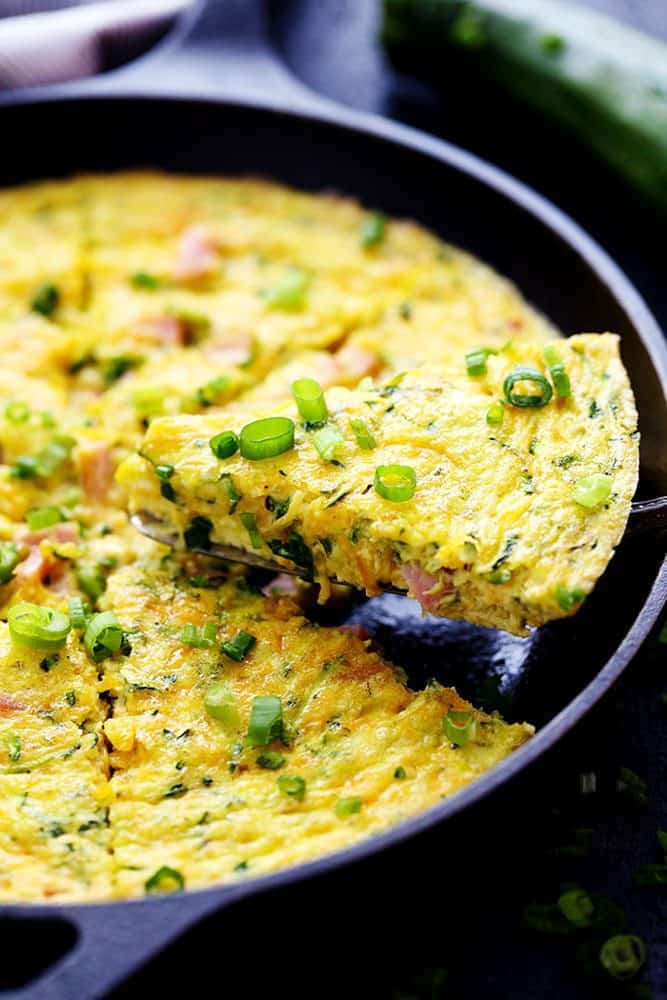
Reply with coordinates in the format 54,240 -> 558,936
292,378 -> 328,424
349,418 -> 376,450
543,345 -> 571,398
443,710 -> 477,747
311,423 -> 344,462
104,354 -> 144,385
37,436 -> 76,477
240,512 -> 263,549
8,602 -> 71,651
486,400 -> 505,426
204,681 -> 239,727
360,211 -> 387,249
6,731 -> 21,762
84,611 -> 123,662
210,431 -> 239,460
277,775 -> 306,800
31,283 -> 59,317
264,269 -> 309,311
132,387 -> 164,420
240,417 -> 295,460
555,585 -> 586,611
336,796 -> 362,816
131,272 -> 161,291
488,568 -> 511,584
245,695 -> 283,747
0,543 -> 21,585
574,474 -> 613,509
394,766 -> 406,779
76,562 -> 107,603
11,456 -> 39,479
25,507 -> 63,532
155,464 -> 174,481
256,750 -> 285,769
599,935 -> 646,980
635,863 -> 667,887
4,401 -> 30,424
557,889 -> 594,927
374,464 -> 416,503
144,866 -> 185,894
466,347 -> 496,377
181,622 -> 217,647
503,366 -> 553,408
197,376 -> 232,407
221,630 -> 256,662
221,475 -> 241,514
68,595 -> 89,629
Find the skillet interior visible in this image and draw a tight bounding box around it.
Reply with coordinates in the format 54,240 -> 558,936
0,94 -> 664,734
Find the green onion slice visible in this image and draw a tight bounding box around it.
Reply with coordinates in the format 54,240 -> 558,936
264,269 -> 309,311
210,431 -> 239,460
25,507 -> 63,532
197,376 -> 232,407
181,622 -> 217,647
245,695 -> 283,747
466,347 -> 497,377
374,464 -> 416,503
573,474 -> 612,509
486,401 -> 505,427
31,284 -> 59,317
6,731 -> 21,762
557,889 -> 594,927
0,543 -> 21,585
204,682 -> 239,727
256,750 -> 285,770
360,211 -> 387,249
555,585 -> 586,611
144,866 -> 185,894
277,774 -> 306,800
240,512 -> 263,549
76,562 -> 107,603
221,630 -> 256,662
311,423 -> 344,462
221,475 -> 241,514
599,935 -> 646,981
336,796 -> 362,816
68,596 -> 89,629
5,401 -> 30,424
84,611 -> 123,662
239,417 -> 295,460
543,345 -> 571,398
503,366 -> 553,408
131,272 -> 161,291
292,378 -> 328,424
155,464 -> 174,481
443,709 -> 477,747
349,418 -> 376,450
8,602 -> 71,651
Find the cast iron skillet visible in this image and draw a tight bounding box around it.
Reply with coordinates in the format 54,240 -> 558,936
0,2 -> 666,996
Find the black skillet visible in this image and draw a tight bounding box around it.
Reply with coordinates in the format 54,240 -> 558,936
0,2 -> 666,997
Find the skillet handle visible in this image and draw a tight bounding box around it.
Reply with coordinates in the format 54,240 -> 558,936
628,496 -> 667,536
33,0 -> 330,113
0,890 -> 240,1000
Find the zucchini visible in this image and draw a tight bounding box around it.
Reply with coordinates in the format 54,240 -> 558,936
382,0 -> 667,212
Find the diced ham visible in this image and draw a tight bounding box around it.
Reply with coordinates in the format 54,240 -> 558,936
332,344 -> 381,382
136,315 -> 186,348
402,564 -> 454,614
0,694 -> 25,715
17,522 -> 78,547
15,546 -> 67,591
76,441 -> 114,502
175,225 -> 219,281
261,574 -> 300,598
204,332 -> 253,367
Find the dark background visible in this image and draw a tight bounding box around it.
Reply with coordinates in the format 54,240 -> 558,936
109,1 -> 666,997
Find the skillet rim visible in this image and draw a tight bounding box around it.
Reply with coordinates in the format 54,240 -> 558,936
0,90 -> 665,916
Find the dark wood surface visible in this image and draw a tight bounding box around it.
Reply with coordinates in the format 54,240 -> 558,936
113,4 -> 667,998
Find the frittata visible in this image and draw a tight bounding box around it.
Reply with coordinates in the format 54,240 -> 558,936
0,170 -> 599,902
121,335 -> 638,635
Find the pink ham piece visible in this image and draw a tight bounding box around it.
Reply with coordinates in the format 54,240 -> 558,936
0,694 -> 25,716
76,441 -> 114,502
401,564 -> 454,615
204,332 -> 254,368
261,573 -> 300,599
175,225 -> 219,282
332,344 -> 381,382
136,315 -> 186,348
17,522 -> 78,547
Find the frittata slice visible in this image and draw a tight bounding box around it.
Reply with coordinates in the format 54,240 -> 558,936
120,334 -> 638,635
98,563 -> 531,896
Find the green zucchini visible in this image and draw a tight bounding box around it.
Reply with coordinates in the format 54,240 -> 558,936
382,0 -> 667,212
